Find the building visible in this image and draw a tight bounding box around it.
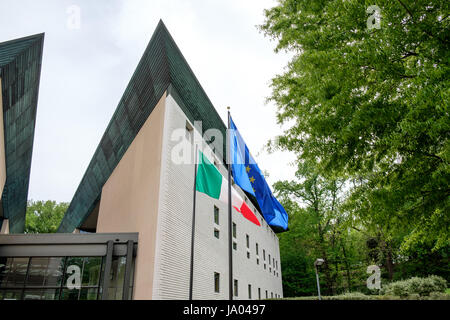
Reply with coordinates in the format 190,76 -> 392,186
0,21 -> 284,300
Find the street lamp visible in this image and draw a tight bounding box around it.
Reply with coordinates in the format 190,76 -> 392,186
314,258 -> 325,300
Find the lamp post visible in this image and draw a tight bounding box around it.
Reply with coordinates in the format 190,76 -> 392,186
314,258 -> 325,300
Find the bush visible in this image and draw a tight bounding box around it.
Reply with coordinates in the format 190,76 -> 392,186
278,291 -> 450,300
327,292 -> 371,300
428,292 -> 450,300
382,275 -> 447,297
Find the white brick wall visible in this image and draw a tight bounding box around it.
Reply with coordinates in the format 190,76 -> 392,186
152,93 -> 283,300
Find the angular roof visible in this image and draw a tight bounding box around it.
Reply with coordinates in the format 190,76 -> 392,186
0,33 -> 44,233
57,21 -> 227,232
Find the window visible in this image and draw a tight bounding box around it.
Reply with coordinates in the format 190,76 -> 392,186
233,242 -> 237,250
256,258 -> 259,265
214,273 -> 220,293
0,256 -> 109,300
271,292 -> 273,298
214,228 -> 220,239
185,121 -> 193,143
214,206 -> 219,225
263,249 -> 266,260
269,254 -> 271,265
264,264 -> 266,270
258,288 -> 261,300
273,258 -> 275,266
265,290 -> 268,299
255,243 -> 259,256
248,284 -> 252,299
232,223 -> 236,238
269,267 -> 272,273
0,235 -> 136,301
233,279 -> 238,297
247,251 -> 250,259
246,234 -> 249,248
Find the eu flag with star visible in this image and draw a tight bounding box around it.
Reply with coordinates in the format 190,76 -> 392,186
229,117 -> 288,231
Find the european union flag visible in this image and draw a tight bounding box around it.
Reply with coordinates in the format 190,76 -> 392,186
229,117 -> 288,231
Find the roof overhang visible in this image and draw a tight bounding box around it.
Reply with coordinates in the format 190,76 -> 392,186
0,33 -> 44,233
58,21 -> 228,233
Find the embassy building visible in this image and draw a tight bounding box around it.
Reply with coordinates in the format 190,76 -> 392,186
0,21 -> 284,300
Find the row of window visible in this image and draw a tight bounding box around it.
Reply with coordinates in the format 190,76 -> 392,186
213,205 -> 280,278
0,256 -> 133,300
213,272 -> 280,299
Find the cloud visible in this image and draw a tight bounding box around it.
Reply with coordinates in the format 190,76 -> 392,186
1,0 -> 296,202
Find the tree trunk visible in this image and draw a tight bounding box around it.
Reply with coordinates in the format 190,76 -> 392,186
341,243 -> 352,291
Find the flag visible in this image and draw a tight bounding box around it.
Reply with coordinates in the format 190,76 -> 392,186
229,117 -> 288,231
196,151 -> 261,226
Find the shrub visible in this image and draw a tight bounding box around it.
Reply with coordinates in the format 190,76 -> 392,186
382,275 -> 447,297
428,292 -> 450,300
328,292 -> 371,300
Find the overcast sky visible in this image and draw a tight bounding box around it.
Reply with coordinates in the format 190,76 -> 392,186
1,0 -> 296,203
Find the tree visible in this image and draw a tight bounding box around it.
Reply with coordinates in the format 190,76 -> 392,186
260,0 -> 449,253
24,200 -> 69,234
274,160 -> 362,295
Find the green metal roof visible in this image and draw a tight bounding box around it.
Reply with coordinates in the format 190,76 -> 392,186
57,20 -> 227,233
0,33 -> 44,233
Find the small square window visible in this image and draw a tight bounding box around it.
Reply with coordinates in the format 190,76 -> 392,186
214,272 -> 220,293
214,228 -> 220,239
185,121 -> 193,142
214,206 -> 219,225
233,242 -> 237,250
247,251 -> 250,259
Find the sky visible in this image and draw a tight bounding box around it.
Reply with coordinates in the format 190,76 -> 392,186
0,0 -> 296,203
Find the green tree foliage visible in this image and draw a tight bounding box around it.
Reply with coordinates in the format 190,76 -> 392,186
24,200 -> 69,234
275,161 -> 369,295
260,0 -> 449,252
260,0 -> 449,296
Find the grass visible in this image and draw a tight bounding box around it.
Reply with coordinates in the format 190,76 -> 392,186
275,292 -> 450,300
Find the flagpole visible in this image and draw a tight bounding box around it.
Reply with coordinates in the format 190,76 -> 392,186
189,143 -> 198,300
227,107 -> 233,300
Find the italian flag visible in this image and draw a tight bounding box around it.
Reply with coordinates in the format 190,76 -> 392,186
195,151 -> 261,226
